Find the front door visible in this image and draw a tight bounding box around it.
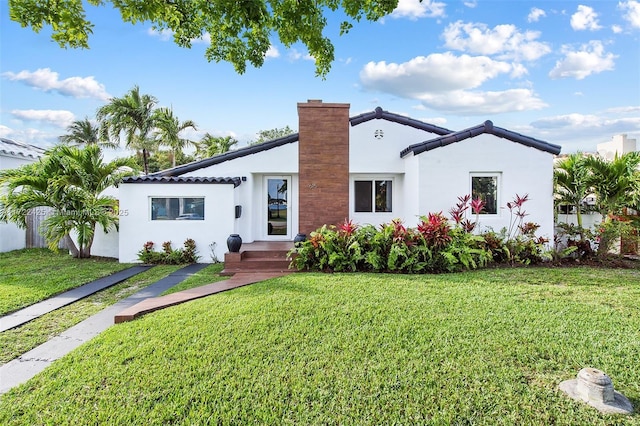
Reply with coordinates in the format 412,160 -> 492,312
264,176 -> 291,239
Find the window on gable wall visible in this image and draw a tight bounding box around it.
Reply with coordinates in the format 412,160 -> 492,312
151,197 -> 205,220
355,180 -> 393,212
471,174 -> 499,214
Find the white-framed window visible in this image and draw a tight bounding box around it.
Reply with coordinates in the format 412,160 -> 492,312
470,173 -> 500,215
354,179 -> 393,213
151,197 -> 204,220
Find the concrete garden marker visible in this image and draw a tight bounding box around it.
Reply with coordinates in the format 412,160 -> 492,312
559,368 -> 633,415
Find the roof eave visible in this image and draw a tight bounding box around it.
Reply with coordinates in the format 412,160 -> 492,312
153,133 -> 299,177
350,107 -> 453,135
122,176 -> 242,187
401,120 -> 562,157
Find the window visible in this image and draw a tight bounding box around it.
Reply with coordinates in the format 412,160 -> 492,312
355,180 -> 392,212
151,197 -> 204,220
471,174 -> 498,214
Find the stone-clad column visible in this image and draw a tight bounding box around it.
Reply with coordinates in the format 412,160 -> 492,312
297,100 -> 350,235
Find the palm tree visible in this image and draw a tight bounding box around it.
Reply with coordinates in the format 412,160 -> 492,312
0,145 -> 135,258
554,153 -> 590,230
58,117 -> 118,148
584,152 -> 640,216
97,86 -> 158,174
153,107 -> 197,168
195,134 -> 238,159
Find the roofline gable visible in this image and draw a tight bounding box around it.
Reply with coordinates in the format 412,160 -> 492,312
152,133 -> 299,177
350,107 -> 453,136
400,120 -> 562,157
155,106 -> 453,177
0,137 -> 46,160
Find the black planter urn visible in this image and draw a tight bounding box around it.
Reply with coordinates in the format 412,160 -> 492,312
227,234 -> 242,253
294,233 -> 307,245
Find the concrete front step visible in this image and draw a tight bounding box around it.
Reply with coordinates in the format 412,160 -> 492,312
222,250 -> 294,275
220,262 -> 292,275
241,250 -> 290,259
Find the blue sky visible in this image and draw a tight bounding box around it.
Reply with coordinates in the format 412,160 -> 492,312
1,0 -> 639,155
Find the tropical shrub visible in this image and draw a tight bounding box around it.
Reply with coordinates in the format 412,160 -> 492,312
137,239 -> 200,264
594,216 -> 634,258
290,193 -> 552,274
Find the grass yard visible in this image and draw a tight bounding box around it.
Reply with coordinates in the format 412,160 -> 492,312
0,265 -> 182,365
1,266 -> 638,424
160,263 -> 227,296
0,248 -> 133,316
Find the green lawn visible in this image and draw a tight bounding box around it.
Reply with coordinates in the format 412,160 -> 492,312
1,266 -> 639,424
0,265 -> 182,365
0,249 -> 133,316
160,263 -> 227,296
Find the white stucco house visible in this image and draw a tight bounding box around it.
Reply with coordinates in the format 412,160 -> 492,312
597,134 -> 637,161
118,101 -> 562,263
0,138 -> 46,252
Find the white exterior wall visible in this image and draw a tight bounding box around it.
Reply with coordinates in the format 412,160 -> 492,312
349,120 -> 435,173
79,186 -> 121,259
0,222 -> 27,252
556,212 -> 603,231
182,143 -> 299,242
0,154 -> 39,252
118,182 -> 237,263
348,120 -> 445,227
415,134 -> 556,239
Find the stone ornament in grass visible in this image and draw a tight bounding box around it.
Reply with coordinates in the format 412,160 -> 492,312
559,367 -> 633,415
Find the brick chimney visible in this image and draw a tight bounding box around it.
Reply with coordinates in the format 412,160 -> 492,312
297,100 -> 350,235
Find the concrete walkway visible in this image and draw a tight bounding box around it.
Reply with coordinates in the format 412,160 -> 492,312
0,265 -> 152,332
0,263 -> 209,394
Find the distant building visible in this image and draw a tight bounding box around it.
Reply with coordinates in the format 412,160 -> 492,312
597,134 -> 637,161
0,138 -> 46,252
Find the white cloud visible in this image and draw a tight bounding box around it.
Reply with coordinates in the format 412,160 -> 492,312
416,89 -> 546,115
442,21 -> 551,61
549,40 -> 616,80
619,1 -> 640,28
193,33 -> 212,44
510,63 -> 529,78
463,0 -> 477,8
612,24 -> 623,33
361,53 -> 516,95
148,27 -> 211,44
532,113 -> 601,129
147,28 -> 173,41
2,68 -> 111,101
606,105 -> 640,114
529,109 -> 640,152
265,45 -> 280,59
288,49 -> 314,62
0,125 -> 59,148
528,8 -> 546,22
571,5 -> 602,31
359,53 -> 546,115
10,109 -> 75,128
0,125 -> 13,138
390,0 -> 446,20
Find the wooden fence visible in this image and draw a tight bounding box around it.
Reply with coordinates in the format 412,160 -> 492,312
25,208 -> 66,249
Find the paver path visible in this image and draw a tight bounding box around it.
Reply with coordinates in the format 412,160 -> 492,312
0,265 -> 152,332
115,271 -> 288,323
0,263 -> 208,394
